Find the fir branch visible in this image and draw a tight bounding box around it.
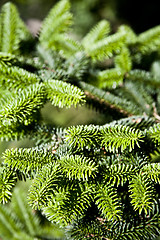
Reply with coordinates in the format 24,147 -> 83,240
2,148 -> 55,177
82,20 -> 110,48
65,124 -> 144,153
0,167 -> 17,204
59,155 -> 98,180
129,173 -> 155,214
115,47 -> 132,73
100,125 -> 143,153
84,30 -> 126,61
39,0 -> 72,48
65,124 -> 99,150
127,69 -> 160,87
121,81 -> 153,115
28,163 -> 63,210
105,163 -> 137,186
69,214 -> 160,240
0,2 -> 30,55
115,216 -> 160,240
37,44 -> 65,69
0,52 -> 17,66
45,80 -> 86,108
147,123 -> 160,143
95,184 -> 122,221
143,163 -> 160,184
42,183 -> 93,226
118,25 -> 137,44
108,115 -> 156,130
0,2 -> 20,53
37,68 -> 67,83
79,81 -> 140,116
97,68 -> 124,88
47,35 -> 82,57
17,15 -> 32,43
65,51 -> 89,80
0,63 -> 40,89
136,25 -> 160,54
0,83 -> 46,126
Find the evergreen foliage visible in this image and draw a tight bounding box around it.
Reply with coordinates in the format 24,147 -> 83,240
0,187 -> 65,239
0,1 -> 160,239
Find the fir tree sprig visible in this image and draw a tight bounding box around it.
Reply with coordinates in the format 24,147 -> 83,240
0,0 -> 160,239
